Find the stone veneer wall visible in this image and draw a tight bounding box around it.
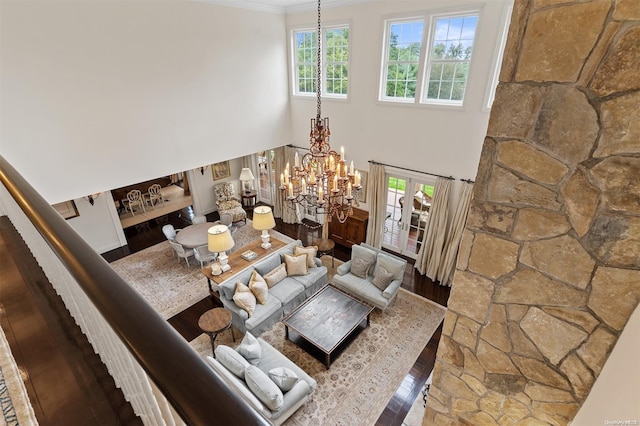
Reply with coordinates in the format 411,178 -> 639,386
425,0 -> 639,425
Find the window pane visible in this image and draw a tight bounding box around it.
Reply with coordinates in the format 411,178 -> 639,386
425,13 -> 478,104
324,26 -> 349,97
295,30 -> 317,94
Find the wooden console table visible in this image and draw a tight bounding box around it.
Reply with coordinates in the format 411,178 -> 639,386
201,237 -> 287,297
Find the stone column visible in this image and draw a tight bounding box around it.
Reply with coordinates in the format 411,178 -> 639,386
426,0 -> 639,424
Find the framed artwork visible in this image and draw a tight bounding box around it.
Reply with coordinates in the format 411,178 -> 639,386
53,200 -> 79,220
212,161 -> 230,181
357,170 -> 368,203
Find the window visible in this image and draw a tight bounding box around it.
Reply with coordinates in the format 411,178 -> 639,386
292,25 -> 350,98
381,8 -> 480,106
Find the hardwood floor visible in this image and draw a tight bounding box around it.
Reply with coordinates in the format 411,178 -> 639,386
0,207 -> 449,425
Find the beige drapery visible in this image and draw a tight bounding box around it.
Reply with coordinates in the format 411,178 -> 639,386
272,147 -> 285,219
282,146 -> 301,224
415,177 -> 452,279
364,163 -> 387,248
437,181 -> 474,286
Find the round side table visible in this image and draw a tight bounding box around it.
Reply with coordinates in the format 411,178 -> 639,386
198,308 -> 235,354
313,237 -> 336,268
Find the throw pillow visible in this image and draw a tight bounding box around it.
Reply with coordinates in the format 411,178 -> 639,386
351,257 -> 373,279
263,263 -> 287,288
248,270 -> 268,304
236,332 -> 262,365
294,245 -> 318,268
245,365 -> 284,411
284,253 -> 309,276
371,264 -> 394,291
375,252 -> 405,281
268,367 -> 299,392
215,345 -> 250,379
233,282 -> 256,317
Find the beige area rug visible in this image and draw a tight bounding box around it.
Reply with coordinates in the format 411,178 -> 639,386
1,321 -> 39,426
190,256 -> 446,426
110,220 -> 293,319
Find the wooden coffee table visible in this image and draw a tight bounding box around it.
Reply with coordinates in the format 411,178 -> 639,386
282,285 -> 374,369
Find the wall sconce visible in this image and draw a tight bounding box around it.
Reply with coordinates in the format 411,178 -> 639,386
199,165 -> 210,175
84,193 -> 102,205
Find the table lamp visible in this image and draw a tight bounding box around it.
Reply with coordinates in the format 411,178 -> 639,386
239,168 -> 255,194
208,224 -> 235,272
252,206 -> 276,249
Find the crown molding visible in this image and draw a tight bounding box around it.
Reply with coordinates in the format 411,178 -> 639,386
195,0 -> 376,15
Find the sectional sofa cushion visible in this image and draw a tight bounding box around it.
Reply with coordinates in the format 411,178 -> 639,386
371,264 -> 394,291
268,367 -> 299,392
215,345 -> 250,379
263,264 -> 287,288
245,365 -> 284,411
284,253 -> 308,276
249,271 -> 269,304
236,332 -> 262,365
233,282 -> 257,317
293,245 -> 318,268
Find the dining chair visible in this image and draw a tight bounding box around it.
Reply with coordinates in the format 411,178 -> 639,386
147,184 -> 165,209
168,240 -> 194,267
126,190 -> 146,216
193,245 -> 217,268
162,224 -> 181,241
192,215 -> 207,224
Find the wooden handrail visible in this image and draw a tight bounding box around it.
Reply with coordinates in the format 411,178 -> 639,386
0,156 -> 267,426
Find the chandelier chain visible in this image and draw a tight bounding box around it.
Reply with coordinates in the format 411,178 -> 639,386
316,0 -> 322,120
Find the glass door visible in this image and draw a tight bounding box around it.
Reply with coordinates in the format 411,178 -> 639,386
382,174 -> 434,259
256,150 -> 276,205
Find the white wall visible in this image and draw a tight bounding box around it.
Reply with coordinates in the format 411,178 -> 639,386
1,1 -> 290,204
286,0 -> 508,181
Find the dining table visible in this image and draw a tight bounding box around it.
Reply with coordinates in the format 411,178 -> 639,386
174,222 -> 215,249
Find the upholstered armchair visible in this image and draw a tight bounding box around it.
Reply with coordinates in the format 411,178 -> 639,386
214,182 -> 247,224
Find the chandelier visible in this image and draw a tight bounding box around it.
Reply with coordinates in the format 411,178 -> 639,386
280,0 -> 361,224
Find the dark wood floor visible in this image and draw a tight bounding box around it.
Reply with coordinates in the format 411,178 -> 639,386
0,206 -> 449,425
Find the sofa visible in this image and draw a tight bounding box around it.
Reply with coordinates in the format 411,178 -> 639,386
217,240 -> 328,336
332,243 -> 407,310
206,332 -> 316,425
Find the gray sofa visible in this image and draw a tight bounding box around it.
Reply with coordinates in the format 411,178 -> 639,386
206,334 -> 316,425
332,243 -> 407,310
217,240 -> 328,336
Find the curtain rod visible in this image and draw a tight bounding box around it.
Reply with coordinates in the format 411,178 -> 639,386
368,160 -> 455,180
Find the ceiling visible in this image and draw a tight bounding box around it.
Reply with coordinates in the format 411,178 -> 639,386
200,0 -> 376,14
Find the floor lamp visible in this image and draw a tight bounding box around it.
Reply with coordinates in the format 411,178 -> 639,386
208,224 -> 235,272
252,206 -> 276,249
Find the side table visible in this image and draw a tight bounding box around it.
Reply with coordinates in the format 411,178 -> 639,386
241,190 -> 257,210
313,237 -> 336,267
198,308 -> 235,354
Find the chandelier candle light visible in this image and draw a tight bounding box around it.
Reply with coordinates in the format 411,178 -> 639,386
280,0 -> 361,227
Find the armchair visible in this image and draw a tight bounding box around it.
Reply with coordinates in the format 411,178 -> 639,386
214,182 -> 247,224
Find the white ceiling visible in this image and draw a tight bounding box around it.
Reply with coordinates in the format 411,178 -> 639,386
199,0 -> 375,14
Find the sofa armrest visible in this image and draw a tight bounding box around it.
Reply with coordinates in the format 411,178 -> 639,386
383,279 -> 402,300
221,298 -> 250,320
313,257 -> 322,267
279,380 -> 311,414
336,260 -> 352,276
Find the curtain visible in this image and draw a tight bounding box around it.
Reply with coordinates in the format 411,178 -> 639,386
365,164 -> 387,248
415,177 -> 452,279
273,147 -> 285,219
282,146 -> 300,224
437,181 -> 474,286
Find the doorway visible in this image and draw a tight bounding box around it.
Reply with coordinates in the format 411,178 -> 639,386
256,150 -> 276,205
382,174 -> 434,259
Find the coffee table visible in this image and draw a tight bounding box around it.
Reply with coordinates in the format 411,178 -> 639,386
282,285 -> 374,369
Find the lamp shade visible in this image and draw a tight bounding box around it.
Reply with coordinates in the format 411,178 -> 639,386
207,224 -> 235,252
239,168 -> 255,182
252,206 -> 275,231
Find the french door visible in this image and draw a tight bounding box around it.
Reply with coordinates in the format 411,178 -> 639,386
382,174 -> 434,259
256,150 -> 276,205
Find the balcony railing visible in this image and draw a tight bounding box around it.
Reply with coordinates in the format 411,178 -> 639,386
0,156 -> 267,426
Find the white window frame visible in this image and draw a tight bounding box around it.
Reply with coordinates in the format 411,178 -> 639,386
291,22 -> 351,100
379,6 -> 482,107
483,0 -> 513,111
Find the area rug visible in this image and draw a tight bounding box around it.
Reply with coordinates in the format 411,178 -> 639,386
0,322 -> 39,426
189,269 -> 446,426
110,220 -> 293,319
